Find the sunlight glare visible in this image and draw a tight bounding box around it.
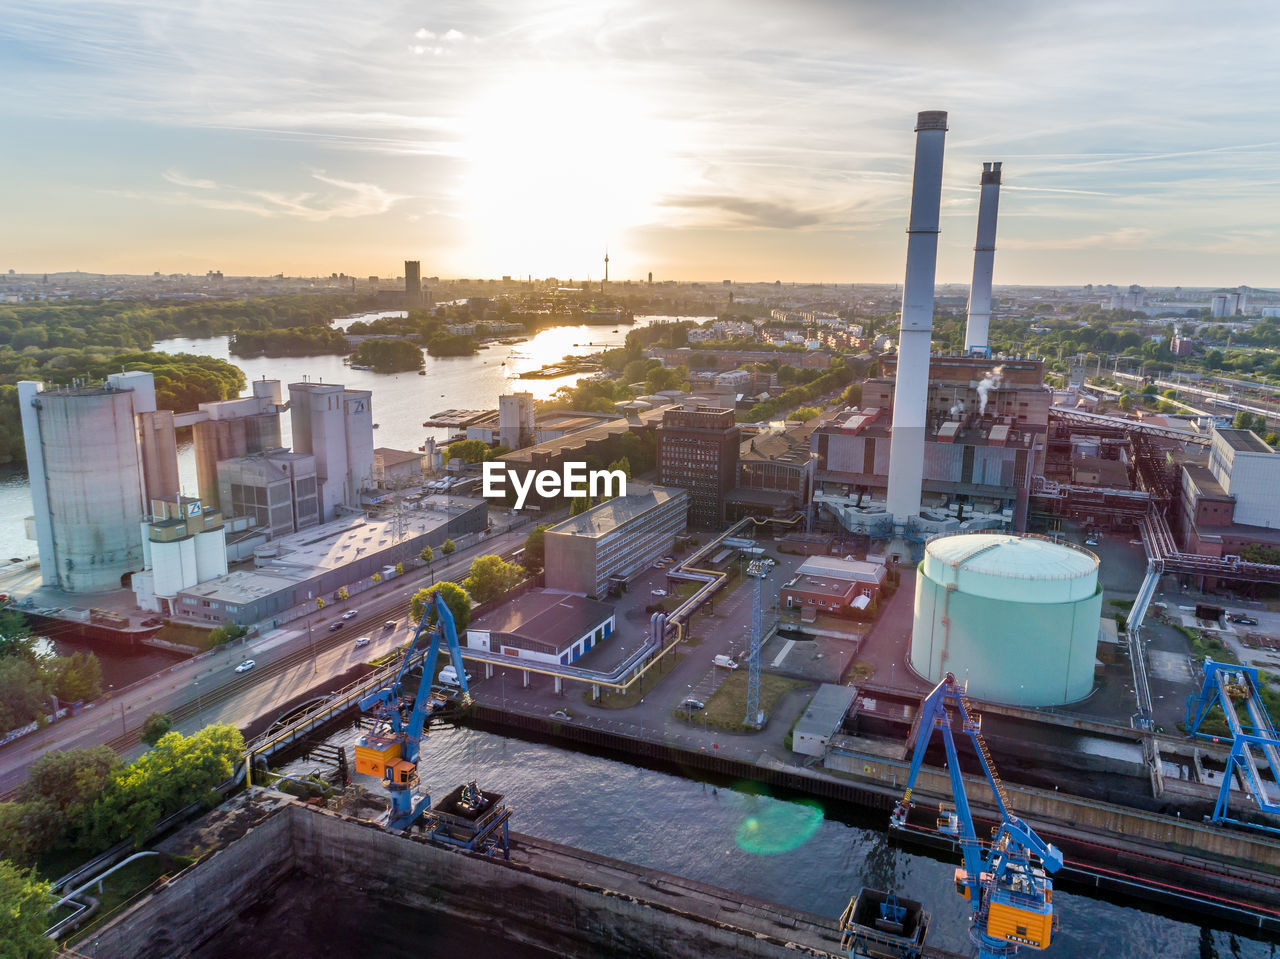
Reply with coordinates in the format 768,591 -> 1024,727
458,69 -> 675,278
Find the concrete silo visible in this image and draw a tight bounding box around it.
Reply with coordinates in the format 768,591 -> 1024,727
909,532 -> 1101,706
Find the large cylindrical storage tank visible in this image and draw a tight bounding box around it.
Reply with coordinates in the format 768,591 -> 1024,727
910,532 -> 1101,706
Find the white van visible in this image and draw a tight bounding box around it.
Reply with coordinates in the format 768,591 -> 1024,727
712,654 -> 739,670
439,665 -> 472,686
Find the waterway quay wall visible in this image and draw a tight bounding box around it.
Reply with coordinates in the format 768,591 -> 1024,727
78,794 -> 969,959
462,704 -> 1280,930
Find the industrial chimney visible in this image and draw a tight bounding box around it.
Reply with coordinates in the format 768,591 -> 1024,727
963,162 -> 1002,355
886,110 -> 948,524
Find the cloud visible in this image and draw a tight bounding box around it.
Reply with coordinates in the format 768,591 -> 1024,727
662,193 -> 825,228
155,169 -> 407,221
1006,227 -> 1158,251
162,169 -> 217,190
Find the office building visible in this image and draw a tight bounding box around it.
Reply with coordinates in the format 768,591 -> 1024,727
405,260 -> 423,308
779,555 -> 888,618
544,485 -> 689,596
727,426 -> 814,520
657,406 -> 740,526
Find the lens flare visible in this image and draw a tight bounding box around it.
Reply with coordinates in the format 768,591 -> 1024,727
734,798 -> 825,855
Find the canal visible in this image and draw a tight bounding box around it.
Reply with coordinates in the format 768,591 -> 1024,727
278,721 -> 1277,958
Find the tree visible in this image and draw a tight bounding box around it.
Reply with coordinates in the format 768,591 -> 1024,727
394,562 -> 404,576
316,597 -> 326,610
87,725 -> 244,848
522,525 -> 548,574
0,658 -> 49,735
419,545 -> 434,564
0,860 -> 54,959
571,495 -> 594,516
371,572 -> 382,584
49,651 -> 102,702
141,712 -> 174,746
442,439 -> 491,465
441,539 -> 456,555
207,620 -> 248,647
0,746 -> 120,862
1240,544 -> 1280,565
409,582 -> 472,631
791,406 -> 820,421
0,609 -> 35,661
841,382 -> 862,407
462,555 -> 525,605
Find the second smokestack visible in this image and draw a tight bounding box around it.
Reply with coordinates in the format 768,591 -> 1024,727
963,161 -> 1002,355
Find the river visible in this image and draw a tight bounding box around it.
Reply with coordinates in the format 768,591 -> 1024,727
0,313 -> 675,561
276,721 -> 1275,959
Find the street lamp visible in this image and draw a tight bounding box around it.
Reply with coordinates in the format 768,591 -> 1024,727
193,680 -> 204,717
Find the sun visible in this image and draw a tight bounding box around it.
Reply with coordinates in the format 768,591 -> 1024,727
456,68 -> 677,278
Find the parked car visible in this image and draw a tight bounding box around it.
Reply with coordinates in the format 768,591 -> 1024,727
681,698 -> 706,711
712,654 -> 739,670
439,665 -> 473,686
1230,614 -> 1259,626
328,622 -> 344,632
1084,537 -> 1099,546
383,620 -> 397,630
341,609 -> 359,620
354,636 -> 371,649
550,709 -> 572,720
650,588 -> 668,597
234,660 -> 256,673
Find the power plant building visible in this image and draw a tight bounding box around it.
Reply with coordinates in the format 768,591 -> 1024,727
187,380 -> 286,508
909,532 -> 1102,706
813,356 -> 1050,532
216,451 -> 320,538
18,371 -> 161,593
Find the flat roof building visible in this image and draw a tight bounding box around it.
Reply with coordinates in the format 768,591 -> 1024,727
173,495 -> 486,626
1208,426 -> 1280,529
466,591 -> 615,666
544,484 -> 689,597
791,683 -> 857,756
781,555 -> 888,619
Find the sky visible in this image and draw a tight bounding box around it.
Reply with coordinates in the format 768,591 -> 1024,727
2,0 -> 1279,287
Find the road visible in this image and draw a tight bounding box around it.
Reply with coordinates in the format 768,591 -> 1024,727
0,523 -> 532,796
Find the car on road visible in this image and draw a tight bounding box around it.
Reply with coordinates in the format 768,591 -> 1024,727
1230,614 -> 1259,626
650,588 -> 668,597
550,709 -> 572,720
354,636 -> 371,649
328,622 -> 344,632
1084,537 -> 1099,546
681,698 -> 706,711
234,660 -> 256,673
383,620 -> 397,630
341,609 -> 359,620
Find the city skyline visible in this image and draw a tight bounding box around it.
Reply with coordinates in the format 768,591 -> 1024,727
3,0 -> 1280,286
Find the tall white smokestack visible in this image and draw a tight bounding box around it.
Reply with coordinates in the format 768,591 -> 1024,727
963,161 -> 1001,355
886,110 -> 947,524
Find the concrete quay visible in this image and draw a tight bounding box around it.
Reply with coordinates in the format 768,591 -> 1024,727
461,699 -> 1280,933
74,793 -> 969,959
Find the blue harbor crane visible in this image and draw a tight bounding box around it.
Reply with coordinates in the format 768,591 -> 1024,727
843,672 -> 1063,958
1185,658 -> 1280,835
353,593 -> 510,856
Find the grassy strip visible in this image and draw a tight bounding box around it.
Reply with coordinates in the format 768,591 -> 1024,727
685,670 -> 809,732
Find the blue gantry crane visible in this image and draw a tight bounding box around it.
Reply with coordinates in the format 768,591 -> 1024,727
1185,658 -> 1280,835
354,592 -> 474,831
855,672 -> 1063,958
